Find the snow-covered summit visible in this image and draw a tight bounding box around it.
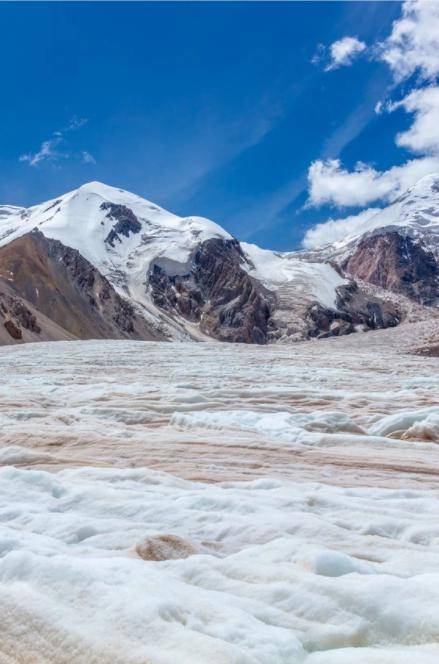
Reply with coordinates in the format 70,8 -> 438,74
0,181 -> 348,315
0,181 -> 231,273
0,182 -> 235,327
326,173 -> 439,258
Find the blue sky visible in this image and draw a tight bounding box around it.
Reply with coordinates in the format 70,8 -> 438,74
2,1 -> 438,250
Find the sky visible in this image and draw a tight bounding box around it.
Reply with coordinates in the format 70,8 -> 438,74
2,1 -> 439,250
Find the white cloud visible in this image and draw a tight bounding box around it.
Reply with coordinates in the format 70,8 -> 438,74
394,85 -> 439,154
311,43 -> 326,66
307,82 -> 439,209
303,1 -> 439,249
302,207 -> 382,249
19,136 -> 64,167
20,116 -> 90,168
305,1 -> 439,215
307,156 -> 439,207
67,116 -> 88,131
325,37 -> 366,71
81,151 -> 96,165
380,0 -> 439,81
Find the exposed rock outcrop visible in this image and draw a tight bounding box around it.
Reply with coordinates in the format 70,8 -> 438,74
0,230 -> 160,342
0,283 -> 74,345
135,534 -> 198,561
0,294 -> 41,335
150,238 -> 405,343
149,238 -> 274,343
343,231 -> 439,306
306,281 -> 401,339
4,318 -> 22,340
101,202 -> 142,247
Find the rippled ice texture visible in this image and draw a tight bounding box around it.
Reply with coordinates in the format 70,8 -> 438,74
0,331 -> 438,663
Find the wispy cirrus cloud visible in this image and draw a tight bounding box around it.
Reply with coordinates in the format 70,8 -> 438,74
66,116 -> 88,131
19,116 -> 95,168
19,135 -> 65,167
81,150 -> 96,165
231,73 -> 389,242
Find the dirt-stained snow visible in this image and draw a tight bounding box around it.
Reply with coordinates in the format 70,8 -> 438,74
0,322 -> 438,662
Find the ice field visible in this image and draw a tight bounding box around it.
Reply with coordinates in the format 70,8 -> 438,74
0,327 -> 438,662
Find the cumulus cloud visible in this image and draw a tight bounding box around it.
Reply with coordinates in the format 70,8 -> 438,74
307,156 -> 439,208
379,0 -> 439,81
305,1 -> 439,225
394,86 -> 439,154
325,37 -> 366,71
20,116 -> 90,168
307,83 -> 439,208
302,207 -> 382,249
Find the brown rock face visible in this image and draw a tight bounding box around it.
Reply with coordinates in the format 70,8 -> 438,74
150,238 -> 407,343
306,281 -> 401,339
101,202 -> 142,247
343,231 -> 439,305
0,230 -> 160,342
149,238 -> 274,343
0,295 -> 41,335
4,319 -> 22,340
0,282 -> 75,345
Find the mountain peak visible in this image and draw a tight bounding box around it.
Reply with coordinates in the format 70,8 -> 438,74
0,181 -> 232,296
77,181 -> 131,196
408,173 -> 439,194
392,173 -> 439,205
314,172 -> 439,254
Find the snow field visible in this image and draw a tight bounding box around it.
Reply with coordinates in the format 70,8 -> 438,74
1,464 -> 439,662
0,333 -> 438,661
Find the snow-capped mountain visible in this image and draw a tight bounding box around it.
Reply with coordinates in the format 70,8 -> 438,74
0,182 -> 231,335
0,179 -> 435,346
320,174 -> 439,261
0,182 -> 344,312
309,174 -> 439,307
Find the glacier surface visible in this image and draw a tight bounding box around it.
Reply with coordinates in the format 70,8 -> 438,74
0,328 -> 438,662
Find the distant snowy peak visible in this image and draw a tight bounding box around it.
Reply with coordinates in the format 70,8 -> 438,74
314,174 -> 439,307
0,204 -> 24,220
329,173 -> 439,256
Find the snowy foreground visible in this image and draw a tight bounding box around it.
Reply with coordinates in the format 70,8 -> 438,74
1,328 -> 439,663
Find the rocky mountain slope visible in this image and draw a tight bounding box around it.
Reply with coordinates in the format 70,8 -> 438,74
0,178 -> 437,345
0,230 -> 158,342
307,174 -> 439,306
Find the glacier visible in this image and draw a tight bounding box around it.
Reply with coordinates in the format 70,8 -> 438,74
0,322 -> 438,662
